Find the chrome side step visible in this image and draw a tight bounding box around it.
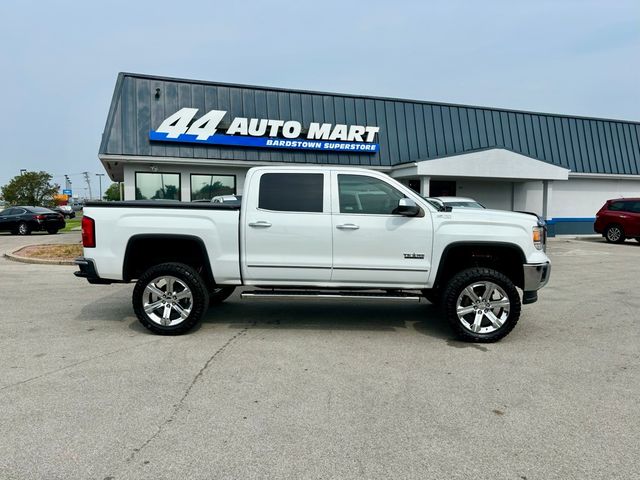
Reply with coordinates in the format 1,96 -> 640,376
240,290 -> 423,302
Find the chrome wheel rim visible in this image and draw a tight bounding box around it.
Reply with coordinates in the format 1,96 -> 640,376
142,275 -> 193,327
456,281 -> 510,334
18,223 -> 27,234
607,227 -> 621,241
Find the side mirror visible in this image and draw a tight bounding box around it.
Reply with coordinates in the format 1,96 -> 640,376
396,198 -> 421,217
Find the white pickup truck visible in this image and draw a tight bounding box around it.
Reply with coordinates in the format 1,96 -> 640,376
75,166 -> 550,342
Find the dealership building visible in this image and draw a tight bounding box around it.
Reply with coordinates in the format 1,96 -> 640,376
99,72 -> 640,235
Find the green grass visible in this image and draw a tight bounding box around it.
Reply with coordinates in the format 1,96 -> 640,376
61,217 -> 81,232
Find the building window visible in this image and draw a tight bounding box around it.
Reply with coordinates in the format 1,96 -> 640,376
190,174 -> 236,201
258,173 -> 324,212
135,173 -> 181,200
429,180 -> 457,197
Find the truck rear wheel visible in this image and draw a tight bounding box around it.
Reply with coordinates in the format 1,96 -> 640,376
133,262 -> 209,335
442,267 -> 521,343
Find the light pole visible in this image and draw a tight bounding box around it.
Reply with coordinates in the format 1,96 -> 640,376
96,173 -> 105,200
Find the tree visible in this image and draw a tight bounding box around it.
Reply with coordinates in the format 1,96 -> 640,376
0,171 -> 60,207
103,183 -> 121,201
193,181 -> 234,200
153,184 -> 179,200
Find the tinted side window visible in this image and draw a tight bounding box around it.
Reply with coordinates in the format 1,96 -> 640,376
629,202 -> 640,213
338,174 -> 405,215
258,173 -> 324,213
608,201 -> 624,211
13,208 -> 26,215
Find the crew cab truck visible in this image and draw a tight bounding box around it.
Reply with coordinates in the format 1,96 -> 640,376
75,166 -> 550,342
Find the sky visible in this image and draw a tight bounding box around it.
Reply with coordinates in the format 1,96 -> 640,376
0,0 -> 638,194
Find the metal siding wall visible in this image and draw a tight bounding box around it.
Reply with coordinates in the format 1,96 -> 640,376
100,74 -> 640,175
384,101 -> 400,164
162,82 -> 180,159
621,124 -> 635,174
135,80 -> 151,157
289,92 -> 306,165
476,110 -> 488,149
121,78 -> 136,155
106,101 -> 123,154
466,108 -> 480,151
149,80 -> 166,158
484,110 -> 496,147
191,84 -> 208,161
543,116 -> 555,161
413,104 -> 428,158
583,120 -> 597,173
523,115 -> 536,158
353,97 -> 368,165
204,85 -> 221,160
177,83 -> 194,160
254,89 -> 270,163
448,107 -> 460,151
230,87 -> 246,162
421,105 -> 436,158
491,111 -> 503,147
628,124 -> 640,174
532,116 -> 545,161
501,112 -> 512,150
616,123 -> 631,174
441,106 -> 455,154
590,121 -> 605,172
394,102 -> 410,163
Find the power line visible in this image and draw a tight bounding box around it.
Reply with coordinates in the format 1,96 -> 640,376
82,172 -> 93,199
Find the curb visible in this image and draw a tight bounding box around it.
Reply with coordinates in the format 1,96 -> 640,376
3,248 -> 77,266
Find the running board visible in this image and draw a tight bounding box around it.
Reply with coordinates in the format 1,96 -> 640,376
240,290 -> 423,302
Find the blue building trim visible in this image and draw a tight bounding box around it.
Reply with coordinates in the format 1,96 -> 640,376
546,217 -> 597,236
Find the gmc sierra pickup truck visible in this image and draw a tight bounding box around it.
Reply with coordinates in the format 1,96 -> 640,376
75,166 -> 550,342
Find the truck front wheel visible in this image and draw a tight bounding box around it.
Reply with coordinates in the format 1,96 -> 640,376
133,262 -> 209,335
442,268 -> 521,343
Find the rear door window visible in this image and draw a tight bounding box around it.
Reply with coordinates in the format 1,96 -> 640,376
608,201 -> 624,211
258,173 -> 324,213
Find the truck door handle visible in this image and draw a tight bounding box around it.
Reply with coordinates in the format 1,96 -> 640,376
336,223 -> 360,230
248,221 -> 272,228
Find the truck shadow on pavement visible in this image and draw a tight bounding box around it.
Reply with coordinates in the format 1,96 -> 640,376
197,298 -> 453,339
76,289 -> 453,340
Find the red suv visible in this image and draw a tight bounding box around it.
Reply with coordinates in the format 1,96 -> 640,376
594,198 -> 640,243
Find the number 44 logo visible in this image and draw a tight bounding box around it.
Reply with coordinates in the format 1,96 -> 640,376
155,108 -> 226,141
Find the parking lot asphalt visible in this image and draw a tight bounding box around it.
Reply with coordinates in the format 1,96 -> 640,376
0,233 -> 638,480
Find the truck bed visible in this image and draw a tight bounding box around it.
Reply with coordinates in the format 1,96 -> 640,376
84,200 -> 240,210
82,201 -> 241,283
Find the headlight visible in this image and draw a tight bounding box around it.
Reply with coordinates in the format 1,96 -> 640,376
533,226 -> 545,251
